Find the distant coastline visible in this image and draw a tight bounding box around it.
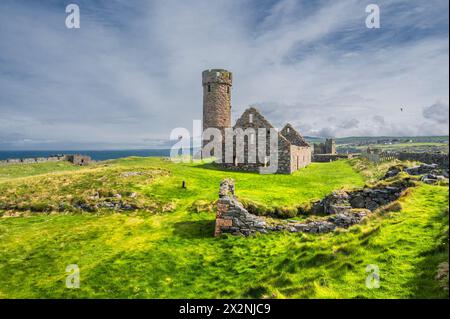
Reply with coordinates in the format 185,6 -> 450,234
0,149 -> 171,161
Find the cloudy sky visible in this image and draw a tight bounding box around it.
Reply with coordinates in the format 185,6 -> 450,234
0,0 -> 448,150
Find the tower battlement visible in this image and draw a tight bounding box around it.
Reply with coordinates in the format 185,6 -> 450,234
202,69 -> 233,86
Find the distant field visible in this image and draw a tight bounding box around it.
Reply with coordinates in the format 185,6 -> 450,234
0,162 -> 82,181
338,141 -> 449,154
0,157 -> 448,298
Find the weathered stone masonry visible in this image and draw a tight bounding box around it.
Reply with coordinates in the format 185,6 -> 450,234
0,154 -> 92,166
214,178 -> 413,237
202,69 -> 232,146
214,178 -> 268,236
397,152 -> 449,169
202,69 -> 312,174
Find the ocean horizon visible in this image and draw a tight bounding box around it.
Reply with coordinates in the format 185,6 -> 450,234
0,149 -> 172,161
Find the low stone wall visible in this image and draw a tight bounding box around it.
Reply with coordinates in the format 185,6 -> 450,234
0,155 -> 66,166
0,154 -> 92,166
312,154 -> 353,162
311,179 -> 412,214
214,178 -> 268,236
214,178 -> 410,237
397,152 -> 449,168
384,163 -> 449,184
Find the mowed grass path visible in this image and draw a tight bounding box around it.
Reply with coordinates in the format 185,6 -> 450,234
0,158 -> 447,298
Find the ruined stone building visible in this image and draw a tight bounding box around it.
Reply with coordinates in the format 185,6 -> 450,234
202,69 -> 311,174
313,139 -> 336,155
0,154 -> 92,166
65,154 -> 92,166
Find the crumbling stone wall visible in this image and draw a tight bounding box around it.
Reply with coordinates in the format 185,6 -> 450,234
384,163 -> 449,184
214,177 -> 415,237
0,154 -> 91,166
217,107 -> 311,174
397,152 -> 449,169
280,123 -> 312,171
0,155 -> 66,166
311,179 -> 412,214
312,154 -> 353,162
65,154 -> 92,166
214,179 -> 267,236
313,139 -> 336,155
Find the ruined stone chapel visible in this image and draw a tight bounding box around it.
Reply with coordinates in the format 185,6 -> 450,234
202,69 -> 311,174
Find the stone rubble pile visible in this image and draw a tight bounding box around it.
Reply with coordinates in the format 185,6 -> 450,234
348,186 -> 406,211
215,179 -> 373,236
405,163 -> 440,175
310,181 -> 409,215
267,210 -> 368,234
384,163 -> 449,185
383,166 -> 403,179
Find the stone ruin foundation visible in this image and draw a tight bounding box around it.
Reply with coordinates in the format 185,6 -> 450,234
214,178 -> 268,236
214,178 -> 413,237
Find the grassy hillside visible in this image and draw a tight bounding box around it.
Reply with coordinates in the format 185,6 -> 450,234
0,158 -> 366,216
0,157 -> 448,298
0,161 -> 82,181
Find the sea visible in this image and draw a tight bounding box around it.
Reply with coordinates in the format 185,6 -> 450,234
0,149 -> 172,161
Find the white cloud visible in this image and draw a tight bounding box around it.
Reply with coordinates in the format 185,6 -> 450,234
0,0 -> 448,149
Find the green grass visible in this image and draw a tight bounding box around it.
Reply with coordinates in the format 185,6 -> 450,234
0,157 -> 447,298
125,157 -> 366,208
346,142 -> 449,153
0,161 -> 82,181
0,157 -> 365,215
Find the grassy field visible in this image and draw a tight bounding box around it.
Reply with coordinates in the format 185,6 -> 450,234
338,141 -> 449,154
0,161 -> 82,181
0,157 -> 448,298
0,158 -> 366,216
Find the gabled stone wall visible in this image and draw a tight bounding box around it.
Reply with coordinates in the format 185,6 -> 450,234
217,107 -> 311,174
290,145 -> 312,172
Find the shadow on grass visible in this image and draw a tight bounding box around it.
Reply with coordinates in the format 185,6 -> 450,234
172,220 -> 215,239
404,211 -> 449,298
405,246 -> 449,298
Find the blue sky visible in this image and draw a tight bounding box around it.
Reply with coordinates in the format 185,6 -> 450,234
0,0 -> 448,150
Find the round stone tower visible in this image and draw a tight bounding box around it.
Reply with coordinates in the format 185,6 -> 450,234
202,69 -> 232,141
